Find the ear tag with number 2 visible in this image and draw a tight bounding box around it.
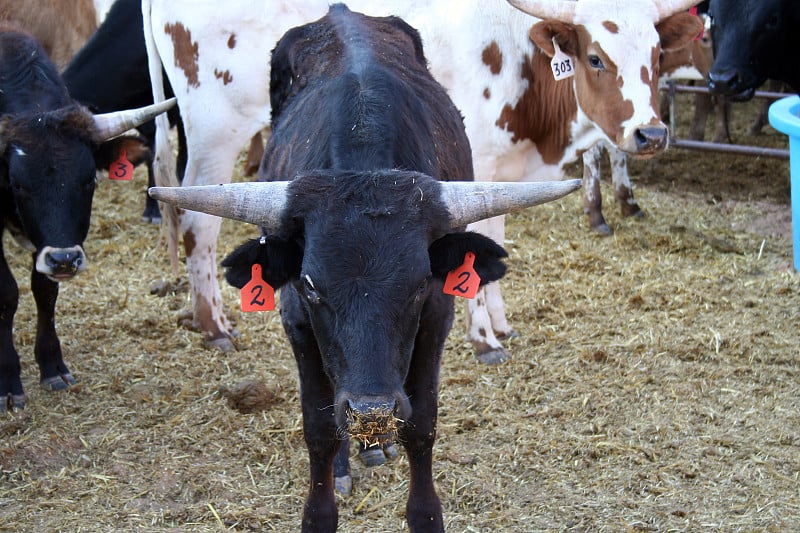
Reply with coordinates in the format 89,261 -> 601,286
241,264 -> 275,312
109,149 -> 134,181
443,252 -> 481,299
550,39 -> 574,81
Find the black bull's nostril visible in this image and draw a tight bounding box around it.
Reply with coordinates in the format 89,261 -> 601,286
343,398 -> 402,446
45,250 -> 83,275
634,126 -> 668,153
707,69 -> 741,95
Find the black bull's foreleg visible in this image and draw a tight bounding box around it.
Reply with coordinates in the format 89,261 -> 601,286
401,292 -> 451,533
31,264 -> 76,391
281,286 -> 339,533
0,240 -> 24,411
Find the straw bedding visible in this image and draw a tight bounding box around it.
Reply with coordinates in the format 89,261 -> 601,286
1,94 -> 798,532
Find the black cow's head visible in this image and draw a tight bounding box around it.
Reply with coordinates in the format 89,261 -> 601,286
0,100 -> 175,281
149,171 -> 580,442
221,172 -> 509,438
708,0 -> 800,99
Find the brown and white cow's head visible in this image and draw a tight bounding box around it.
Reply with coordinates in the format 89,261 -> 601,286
509,0 -> 702,157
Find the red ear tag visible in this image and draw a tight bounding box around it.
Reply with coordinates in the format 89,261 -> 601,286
241,264 -> 275,312
443,251 -> 481,299
109,149 -> 134,181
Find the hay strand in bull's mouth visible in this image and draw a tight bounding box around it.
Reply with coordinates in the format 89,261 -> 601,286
345,408 -> 403,448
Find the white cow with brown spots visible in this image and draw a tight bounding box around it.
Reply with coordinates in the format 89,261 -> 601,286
142,0 -> 701,359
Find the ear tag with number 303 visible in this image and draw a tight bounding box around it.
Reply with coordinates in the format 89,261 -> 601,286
109,149 -> 134,181
443,252 -> 481,299
550,39 -> 574,81
241,264 -> 275,312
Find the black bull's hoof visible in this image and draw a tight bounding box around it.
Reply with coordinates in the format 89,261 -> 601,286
1,393 -> 27,413
40,373 -> 78,391
1,373 -> 78,413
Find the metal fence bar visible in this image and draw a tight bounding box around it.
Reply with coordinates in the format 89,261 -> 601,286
665,83 -> 787,101
662,81 -> 791,159
670,138 -> 789,159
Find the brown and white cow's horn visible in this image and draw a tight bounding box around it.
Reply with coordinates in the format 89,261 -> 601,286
504,0 -> 577,22
656,0 -> 702,20
148,182 -> 290,230
442,179 -> 582,228
92,97 -> 177,141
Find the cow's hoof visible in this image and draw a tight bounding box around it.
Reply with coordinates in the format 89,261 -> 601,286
358,446 -> 387,467
40,373 -> 77,391
141,214 -> 162,225
204,337 -> 237,353
1,394 -> 26,413
477,348 -> 509,365
334,475 -> 353,495
591,223 -> 614,236
624,209 -> 646,220
496,329 -> 519,341
382,442 -> 399,461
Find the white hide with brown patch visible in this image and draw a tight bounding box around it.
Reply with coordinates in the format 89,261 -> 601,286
348,0 -> 701,362
142,0 -> 700,358
143,0 -> 331,350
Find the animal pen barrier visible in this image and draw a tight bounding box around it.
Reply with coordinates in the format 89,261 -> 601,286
662,81 -> 790,159
661,81 -> 799,272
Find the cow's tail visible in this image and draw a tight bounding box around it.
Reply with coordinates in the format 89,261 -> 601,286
142,0 -> 180,275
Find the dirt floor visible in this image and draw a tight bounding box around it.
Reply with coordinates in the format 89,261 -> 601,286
1,92 -> 798,532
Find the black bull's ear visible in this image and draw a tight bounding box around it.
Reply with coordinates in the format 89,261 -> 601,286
221,237 -> 303,290
429,231 -> 508,286
223,230 -> 508,292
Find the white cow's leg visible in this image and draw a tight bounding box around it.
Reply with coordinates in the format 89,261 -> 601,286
180,210 -> 235,349
482,215 -> 515,339
465,216 -> 509,364
582,143 -> 611,234
608,145 -> 644,221
177,145 -> 244,352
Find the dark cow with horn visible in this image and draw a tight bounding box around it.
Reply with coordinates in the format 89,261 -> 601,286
63,0 -> 184,224
707,0 -> 800,99
149,5 -> 578,531
0,25 -> 174,412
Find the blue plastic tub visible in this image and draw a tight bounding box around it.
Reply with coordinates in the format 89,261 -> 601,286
768,94 -> 800,271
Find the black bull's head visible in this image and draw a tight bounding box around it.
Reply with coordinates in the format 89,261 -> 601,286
707,0 -> 800,100
150,172 -> 579,440
1,98 -> 176,281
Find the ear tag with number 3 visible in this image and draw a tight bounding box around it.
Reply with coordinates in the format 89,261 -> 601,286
109,149 -> 134,181
241,264 -> 275,312
443,252 -> 481,299
550,39 -> 574,81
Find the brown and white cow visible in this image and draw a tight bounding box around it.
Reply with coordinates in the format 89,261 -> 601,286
584,5 -> 715,235
142,0 -> 701,360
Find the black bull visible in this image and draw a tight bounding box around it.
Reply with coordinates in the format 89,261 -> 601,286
707,0 -> 800,98
150,5 -> 579,532
0,27 -> 174,412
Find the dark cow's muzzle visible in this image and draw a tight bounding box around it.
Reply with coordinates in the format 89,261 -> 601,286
35,245 -> 87,281
337,393 -> 411,446
707,70 -> 757,102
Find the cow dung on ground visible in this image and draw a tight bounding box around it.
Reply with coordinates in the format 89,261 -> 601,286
1,93 -> 798,531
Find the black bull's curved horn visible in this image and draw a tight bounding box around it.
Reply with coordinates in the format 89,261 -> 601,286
148,179 -> 581,231
92,97 -> 177,142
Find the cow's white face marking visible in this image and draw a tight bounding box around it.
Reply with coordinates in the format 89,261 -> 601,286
579,15 -> 662,145
14,146 -> 26,157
